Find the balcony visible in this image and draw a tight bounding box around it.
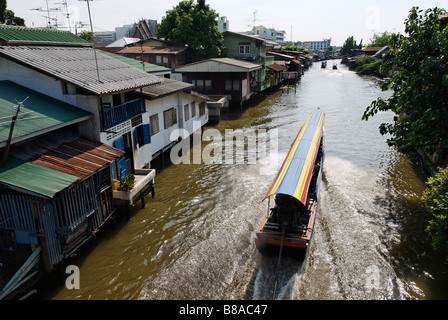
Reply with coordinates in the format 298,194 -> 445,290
100,98 -> 145,131
113,168 -> 156,207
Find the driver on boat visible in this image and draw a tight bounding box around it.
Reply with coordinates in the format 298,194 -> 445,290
272,194 -> 305,231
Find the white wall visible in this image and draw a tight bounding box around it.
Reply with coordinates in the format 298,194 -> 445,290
0,58 -> 99,141
145,91 -> 208,160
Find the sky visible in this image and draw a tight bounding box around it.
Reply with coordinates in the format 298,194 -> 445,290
7,0 -> 446,46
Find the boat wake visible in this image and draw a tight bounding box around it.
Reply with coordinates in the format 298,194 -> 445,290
252,254 -> 307,300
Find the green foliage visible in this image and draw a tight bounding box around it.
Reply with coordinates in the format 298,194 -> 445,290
340,36 -> 362,56
79,30 -> 93,41
0,0 -> 25,26
282,45 -> 311,54
354,55 -> 382,75
157,0 -> 225,59
422,167 -> 448,260
362,7 -> 448,158
120,174 -> 135,192
367,31 -> 392,47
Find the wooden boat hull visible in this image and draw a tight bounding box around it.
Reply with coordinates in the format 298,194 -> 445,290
255,171 -> 321,258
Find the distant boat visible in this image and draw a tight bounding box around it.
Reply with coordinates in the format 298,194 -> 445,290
321,61 -> 327,68
255,109 -> 325,258
332,63 -> 338,70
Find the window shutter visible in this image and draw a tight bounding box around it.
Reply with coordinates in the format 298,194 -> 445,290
114,136 -> 125,151
116,156 -> 127,178
133,128 -> 139,148
143,124 -> 151,144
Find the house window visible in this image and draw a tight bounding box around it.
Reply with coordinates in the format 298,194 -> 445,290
164,108 -> 177,129
150,114 -> 159,135
191,101 -> 196,117
196,80 -> 204,89
156,55 -> 162,64
205,80 -> 212,90
199,102 -> 206,116
133,124 -> 151,148
225,80 -> 232,91
163,55 -> 169,64
184,104 -> 190,121
233,80 -> 240,91
239,43 -> 250,54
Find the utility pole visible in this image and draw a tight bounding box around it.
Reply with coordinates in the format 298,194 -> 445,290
1,97 -> 29,168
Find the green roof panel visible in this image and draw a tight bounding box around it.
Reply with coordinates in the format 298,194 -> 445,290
0,81 -> 92,145
0,25 -> 89,44
99,50 -> 170,73
0,157 -> 79,198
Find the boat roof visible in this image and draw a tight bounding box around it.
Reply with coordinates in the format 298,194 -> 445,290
264,109 -> 325,205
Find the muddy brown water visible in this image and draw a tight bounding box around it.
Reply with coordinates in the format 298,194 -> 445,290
41,60 -> 447,300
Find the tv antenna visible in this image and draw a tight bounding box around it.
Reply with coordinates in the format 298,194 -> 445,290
30,0 -> 61,29
55,0 -> 72,33
246,10 -> 264,30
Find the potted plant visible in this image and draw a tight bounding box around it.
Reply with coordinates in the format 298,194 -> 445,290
120,174 -> 135,191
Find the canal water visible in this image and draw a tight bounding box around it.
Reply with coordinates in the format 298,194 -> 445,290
44,59 -> 447,300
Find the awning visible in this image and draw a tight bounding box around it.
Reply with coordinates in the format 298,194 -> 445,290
264,109 -> 325,205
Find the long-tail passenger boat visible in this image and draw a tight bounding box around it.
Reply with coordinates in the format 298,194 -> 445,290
255,109 -> 325,258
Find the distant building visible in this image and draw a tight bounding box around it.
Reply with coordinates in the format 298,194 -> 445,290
252,25 -> 285,44
94,31 -> 116,43
115,24 -> 134,39
129,19 -> 157,40
303,38 -> 332,51
114,19 -> 158,41
217,16 -> 229,32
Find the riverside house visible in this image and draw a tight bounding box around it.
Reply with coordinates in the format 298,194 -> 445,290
222,31 -> 274,93
0,25 -> 164,298
174,58 -> 262,107
116,45 -> 192,71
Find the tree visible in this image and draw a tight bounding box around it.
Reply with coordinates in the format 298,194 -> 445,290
422,167 -> 448,261
362,7 -> 448,162
79,30 -> 93,41
367,31 -> 392,47
340,36 -> 360,56
157,0 -> 225,59
282,45 -> 311,54
0,0 -> 25,26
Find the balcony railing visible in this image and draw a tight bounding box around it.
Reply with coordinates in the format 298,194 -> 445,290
100,98 -> 145,131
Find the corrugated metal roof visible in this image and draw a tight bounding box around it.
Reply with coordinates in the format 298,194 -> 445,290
0,25 -> 89,46
117,46 -> 188,55
32,137 -> 124,178
140,78 -> 193,98
175,58 -> 262,73
99,50 -> 170,74
0,81 -> 92,147
1,135 -> 125,198
105,37 -> 141,47
0,46 -> 162,96
267,63 -> 287,72
12,135 -> 124,179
